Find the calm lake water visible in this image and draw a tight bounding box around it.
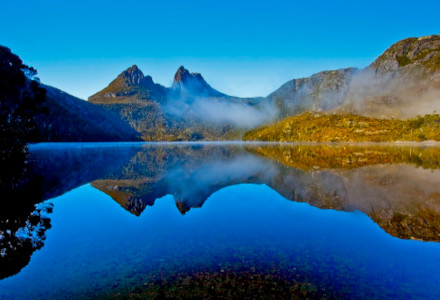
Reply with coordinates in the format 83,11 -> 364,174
1,142 -> 440,299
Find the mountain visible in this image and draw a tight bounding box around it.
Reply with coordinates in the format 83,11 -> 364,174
370,35 -> 440,75
34,85 -> 141,142
267,68 -> 357,118
244,35 -> 440,142
21,143 -> 440,242
269,35 -> 440,119
88,35 -> 440,142
340,35 -> 440,118
0,44 -> 141,148
89,65 -> 167,104
171,66 -> 226,98
89,65 -> 264,141
89,65 -> 174,140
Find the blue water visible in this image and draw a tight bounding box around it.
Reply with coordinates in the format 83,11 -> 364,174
1,142 -> 440,299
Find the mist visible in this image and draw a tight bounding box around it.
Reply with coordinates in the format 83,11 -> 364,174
342,67 -> 440,118
189,97 -> 279,128
164,63 -> 440,130
165,80 -> 279,129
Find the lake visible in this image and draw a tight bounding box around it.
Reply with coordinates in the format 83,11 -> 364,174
1,142 -> 440,299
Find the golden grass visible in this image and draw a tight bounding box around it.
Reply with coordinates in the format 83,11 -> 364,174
243,112 -> 440,142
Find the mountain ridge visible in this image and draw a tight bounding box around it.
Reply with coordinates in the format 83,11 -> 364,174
87,34 -> 440,141
89,65 -> 263,141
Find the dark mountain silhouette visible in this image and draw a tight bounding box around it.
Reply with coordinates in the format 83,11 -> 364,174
35,85 -> 141,142
0,44 -> 141,143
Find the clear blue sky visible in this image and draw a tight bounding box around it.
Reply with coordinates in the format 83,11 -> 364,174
1,0 -> 439,99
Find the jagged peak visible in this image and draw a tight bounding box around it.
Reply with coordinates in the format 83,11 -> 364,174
119,64 -> 145,86
173,65 -> 192,83
171,65 -> 225,97
127,64 -> 140,72
173,66 -> 207,83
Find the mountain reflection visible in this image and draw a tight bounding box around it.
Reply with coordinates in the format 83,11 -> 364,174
2,142 -> 440,279
90,143 -> 440,242
0,144 -> 139,279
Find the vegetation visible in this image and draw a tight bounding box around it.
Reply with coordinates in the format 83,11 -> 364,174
243,112 -> 440,142
0,45 -> 46,190
245,143 -> 440,171
373,35 -> 440,71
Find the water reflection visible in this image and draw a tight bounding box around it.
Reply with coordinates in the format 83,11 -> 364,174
0,143 -> 440,298
89,143 -> 440,242
248,144 -> 440,241
1,142 -> 440,288
0,143 -> 138,279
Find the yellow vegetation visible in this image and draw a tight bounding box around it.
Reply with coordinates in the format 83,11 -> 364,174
243,112 -> 440,142
245,144 -> 440,171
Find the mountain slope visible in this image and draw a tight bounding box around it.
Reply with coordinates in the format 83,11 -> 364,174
338,35 -> 440,118
370,35 -> 440,74
267,35 -> 440,119
267,68 -> 357,118
89,65 -> 168,104
171,65 -> 226,98
0,44 -> 141,144
35,85 -> 141,142
87,35 -> 440,142
89,65 -> 264,141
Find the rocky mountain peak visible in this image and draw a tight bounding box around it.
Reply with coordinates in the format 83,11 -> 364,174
120,64 -> 145,86
171,66 -> 225,98
370,35 -> 440,75
173,65 -> 192,83
88,64 -> 168,104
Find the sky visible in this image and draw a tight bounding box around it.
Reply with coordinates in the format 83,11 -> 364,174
1,0 -> 439,100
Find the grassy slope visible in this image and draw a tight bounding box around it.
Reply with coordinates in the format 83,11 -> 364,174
243,112 -> 440,142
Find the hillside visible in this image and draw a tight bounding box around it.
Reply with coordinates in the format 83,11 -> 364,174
340,35 -> 440,118
89,65 -> 264,141
267,68 -> 357,118
86,35 -> 440,142
171,65 -> 226,98
242,112 -> 440,142
88,65 -> 167,104
33,85 -> 141,142
0,44 -> 141,146
267,35 -> 440,119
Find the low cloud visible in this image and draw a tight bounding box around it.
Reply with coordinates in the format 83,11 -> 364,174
164,96 -> 279,129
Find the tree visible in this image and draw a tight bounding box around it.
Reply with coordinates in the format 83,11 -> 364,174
0,45 -> 46,190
